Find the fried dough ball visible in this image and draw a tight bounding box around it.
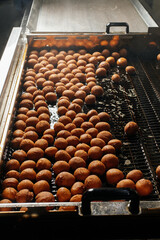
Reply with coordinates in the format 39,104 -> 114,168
6,159 -> 20,171
90,138 -> 105,148
73,167 -> 90,182
76,143 -> 90,153
57,187 -> 71,202
45,92 -> 57,103
45,146 -> 58,158
68,103 -> 82,113
102,145 -> 116,154
42,134 -> 54,145
126,169 -> 143,183
65,123 -> 76,132
20,160 -> 36,171
91,85 -> 104,97
0,199 -> 12,211
2,187 -> 17,201
125,66 -> 136,75
73,117 -> 84,128
2,178 -> 19,189
88,160 -> 106,176
58,106 -> 68,116
116,179 -> 135,189
34,139 -> 48,150
27,147 -> 44,161
124,121 -> 139,136
66,136 -> 79,147
54,138 -> 68,149
19,139 -> 35,152
97,131 -> 112,143
36,169 -> 52,182
71,182 -> 85,195
74,150 -> 88,161
86,109 -> 98,118
33,180 -> 50,195
62,90 -> 75,100
85,128 -> 98,138
84,175 -> 102,189
69,157 -> 86,170
98,112 -> 110,122
55,150 -> 71,162
52,161 -> 70,175
96,67 -> 106,77
156,165 -> 160,179
117,57 -> 127,68
106,168 -> 124,185
65,145 -> 76,157
16,113 -> 28,122
59,116 -> 72,126
135,179 -> 153,196
95,122 -> 110,131
80,133 -> 92,145
37,106 -> 50,116
88,146 -> 102,160
5,170 -> 19,180
20,168 -> 36,181
58,99 -> 70,108
54,122 -> 65,133
35,191 -> 55,203
16,189 -> 34,203
89,115 -> 100,126
23,131 -> 39,142
81,121 -> 94,131
13,129 -> 24,138
111,73 -> 121,83
85,94 -> 96,105
36,158 -> 52,171
12,150 -> 27,162
76,112 -> 87,121
43,128 -> 55,136
108,139 -> 122,151
14,120 -> 26,131
101,154 -> 119,169
36,120 -> 50,134
57,130 -> 71,139
74,90 -> 86,100
55,171 -> 75,188
71,128 -> 85,138
17,179 -> 34,191
70,194 -> 82,202
18,107 -> 29,115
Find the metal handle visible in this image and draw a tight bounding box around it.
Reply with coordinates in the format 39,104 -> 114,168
106,22 -> 129,34
81,188 -> 139,215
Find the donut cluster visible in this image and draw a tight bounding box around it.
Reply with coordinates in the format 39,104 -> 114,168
0,47 -> 153,211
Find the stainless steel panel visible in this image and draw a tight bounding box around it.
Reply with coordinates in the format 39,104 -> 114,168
27,0 -> 158,34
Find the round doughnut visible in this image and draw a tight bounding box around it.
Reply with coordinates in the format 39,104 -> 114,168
84,175 -> 102,189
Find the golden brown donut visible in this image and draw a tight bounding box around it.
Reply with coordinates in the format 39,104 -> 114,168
88,146 -> 102,160
70,194 -> 82,202
2,187 -> 17,201
85,94 -> 96,105
74,150 -> 88,161
124,121 -> 139,136
117,57 -> 127,68
98,112 -> 110,122
36,120 -> 50,134
95,122 -> 110,131
136,178 -> 153,196
0,199 -> 12,211
54,122 -> 65,133
102,145 -> 115,154
81,121 -> 94,131
33,180 -> 50,195
57,187 -> 71,202
19,168 -> 36,181
71,128 -> 85,138
88,160 -> 106,176
66,136 -> 79,147
35,191 -> 55,203
126,169 -> 143,183
74,167 -> 90,182
19,139 -> 35,152
34,139 -> 48,150
23,130 -> 39,142
52,161 -> 70,175
71,182 -> 85,195
12,149 -> 27,162
54,138 -> 68,149
72,117 -> 84,128
69,157 -> 86,171
108,139 -> 122,151
42,134 -> 54,145
36,169 -> 52,182
89,115 -> 100,126
36,158 -> 52,171
55,150 -> 71,162
5,170 -> 19,180
125,66 -> 136,75
16,189 -> 34,203
84,175 -> 102,189
80,133 -> 92,145
106,168 -> 124,185
90,138 -> 105,148
17,179 -> 34,191
65,145 -> 76,157
116,179 -> 135,189
91,85 -> 104,97
6,159 -> 20,171
68,103 -> 82,113
58,116 -> 72,125
55,171 -> 75,188
57,130 -> 71,139
45,146 -> 58,158
101,154 -> 119,169
2,178 -> 19,189
27,147 -> 44,161
97,131 -> 112,143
